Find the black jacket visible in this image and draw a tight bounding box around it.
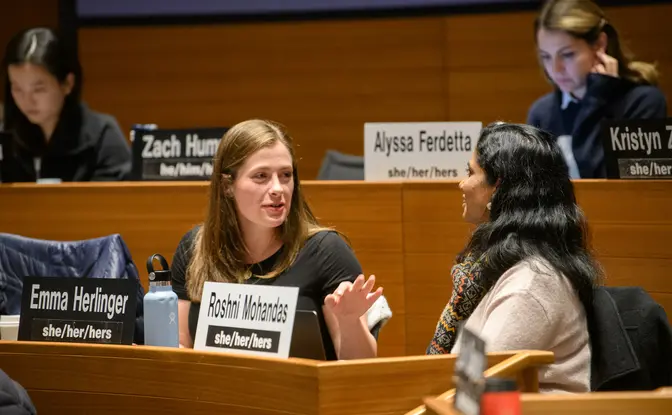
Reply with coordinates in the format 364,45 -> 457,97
589,286 -> 672,391
527,74 -> 667,178
0,369 -> 36,415
0,103 -> 131,182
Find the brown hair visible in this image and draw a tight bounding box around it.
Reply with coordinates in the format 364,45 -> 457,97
185,119 -> 332,301
535,0 -> 659,85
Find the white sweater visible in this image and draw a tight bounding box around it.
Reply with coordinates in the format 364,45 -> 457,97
451,258 -> 591,393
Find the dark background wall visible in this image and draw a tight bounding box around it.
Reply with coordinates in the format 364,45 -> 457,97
2,2 -> 670,178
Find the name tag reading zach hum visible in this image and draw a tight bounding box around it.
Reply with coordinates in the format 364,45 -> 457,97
193,282 -> 299,358
130,126 -> 229,181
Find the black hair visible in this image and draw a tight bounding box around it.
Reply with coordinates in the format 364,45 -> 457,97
2,27 -> 82,151
460,122 -> 601,312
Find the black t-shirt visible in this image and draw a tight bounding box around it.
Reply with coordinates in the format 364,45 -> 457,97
171,226 -> 362,360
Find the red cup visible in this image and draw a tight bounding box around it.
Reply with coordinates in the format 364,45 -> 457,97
480,377 -> 521,415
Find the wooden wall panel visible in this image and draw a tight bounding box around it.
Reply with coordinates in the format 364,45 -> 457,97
303,183 -> 406,357
0,1 -> 59,100
78,4 -> 672,180
442,10 -> 549,124
607,5 -> 672,111
79,18 -> 447,180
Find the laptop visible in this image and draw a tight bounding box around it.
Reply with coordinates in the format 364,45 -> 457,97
289,309 -> 327,361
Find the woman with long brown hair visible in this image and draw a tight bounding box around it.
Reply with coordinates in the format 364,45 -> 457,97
527,0 -> 667,179
171,119 -> 388,360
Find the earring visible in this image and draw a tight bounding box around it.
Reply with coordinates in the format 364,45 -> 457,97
486,202 -> 492,211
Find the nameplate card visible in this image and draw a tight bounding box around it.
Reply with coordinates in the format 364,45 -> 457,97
194,282 -> 299,358
364,122 -> 482,181
601,118 -> 672,179
131,126 -> 228,181
18,277 -> 137,345
453,325 -> 487,415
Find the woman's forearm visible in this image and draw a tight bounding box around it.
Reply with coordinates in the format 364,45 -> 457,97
333,316 -> 377,360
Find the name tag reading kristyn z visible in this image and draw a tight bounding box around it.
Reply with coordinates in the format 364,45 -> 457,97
18,276 -> 138,345
601,118 -> 672,179
193,282 -> 299,358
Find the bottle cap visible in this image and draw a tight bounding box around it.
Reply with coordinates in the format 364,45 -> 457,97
147,254 -> 171,286
484,377 -> 518,393
149,269 -> 171,283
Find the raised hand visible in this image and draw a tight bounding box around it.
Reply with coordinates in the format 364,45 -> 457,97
324,274 -> 383,321
591,51 -> 619,78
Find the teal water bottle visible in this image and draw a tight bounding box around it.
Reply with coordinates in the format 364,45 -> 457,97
143,254 -> 179,347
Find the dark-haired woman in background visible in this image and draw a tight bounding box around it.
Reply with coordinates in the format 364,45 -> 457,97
527,0 -> 667,179
1,27 -> 131,182
427,123 -> 602,393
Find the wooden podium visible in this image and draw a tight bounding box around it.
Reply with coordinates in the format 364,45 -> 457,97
0,341 -> 552,414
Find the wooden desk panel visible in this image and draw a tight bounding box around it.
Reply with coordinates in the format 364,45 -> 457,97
1,180 -> 670,357
0,181 -> 406,357
402,180 -> 672,355
24,392 -> 258,415
0,342 -> 545,415
425,390 -> 672,415
0,182 -> 209,279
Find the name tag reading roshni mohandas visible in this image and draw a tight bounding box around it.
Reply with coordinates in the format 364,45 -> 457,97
193,282 -> 299,358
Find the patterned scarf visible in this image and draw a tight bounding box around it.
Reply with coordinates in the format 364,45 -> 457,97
426,254 -> 489,354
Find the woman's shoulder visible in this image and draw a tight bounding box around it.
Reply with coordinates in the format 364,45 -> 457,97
493,258 -> 577,304
303,229 -> 351,252
622,83 -> 667,106
76,103 -> 129,156
298,229 -> 360,272
178,225 -> 201,250
527,91 -> 558,125
80,103 -> 123,134
172,225 -> 202,263
590,74 -> 667,111
529,91 -> 556,111
171,225 -> 202,275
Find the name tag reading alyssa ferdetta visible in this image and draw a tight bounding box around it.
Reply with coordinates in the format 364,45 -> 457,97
193,282 -> 299,358
364,121 -> 482,181
18,276 -> 137,345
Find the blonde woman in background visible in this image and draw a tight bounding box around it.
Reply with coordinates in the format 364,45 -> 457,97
527,0 -> 667,179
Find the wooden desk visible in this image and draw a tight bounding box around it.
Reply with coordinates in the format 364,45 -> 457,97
402,180 -> 672,354
1,180 -> 670,357
424,388 -> 672,415
0,181 -> 407,356
0,341 -> 552,415
406,350 -> 548,415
